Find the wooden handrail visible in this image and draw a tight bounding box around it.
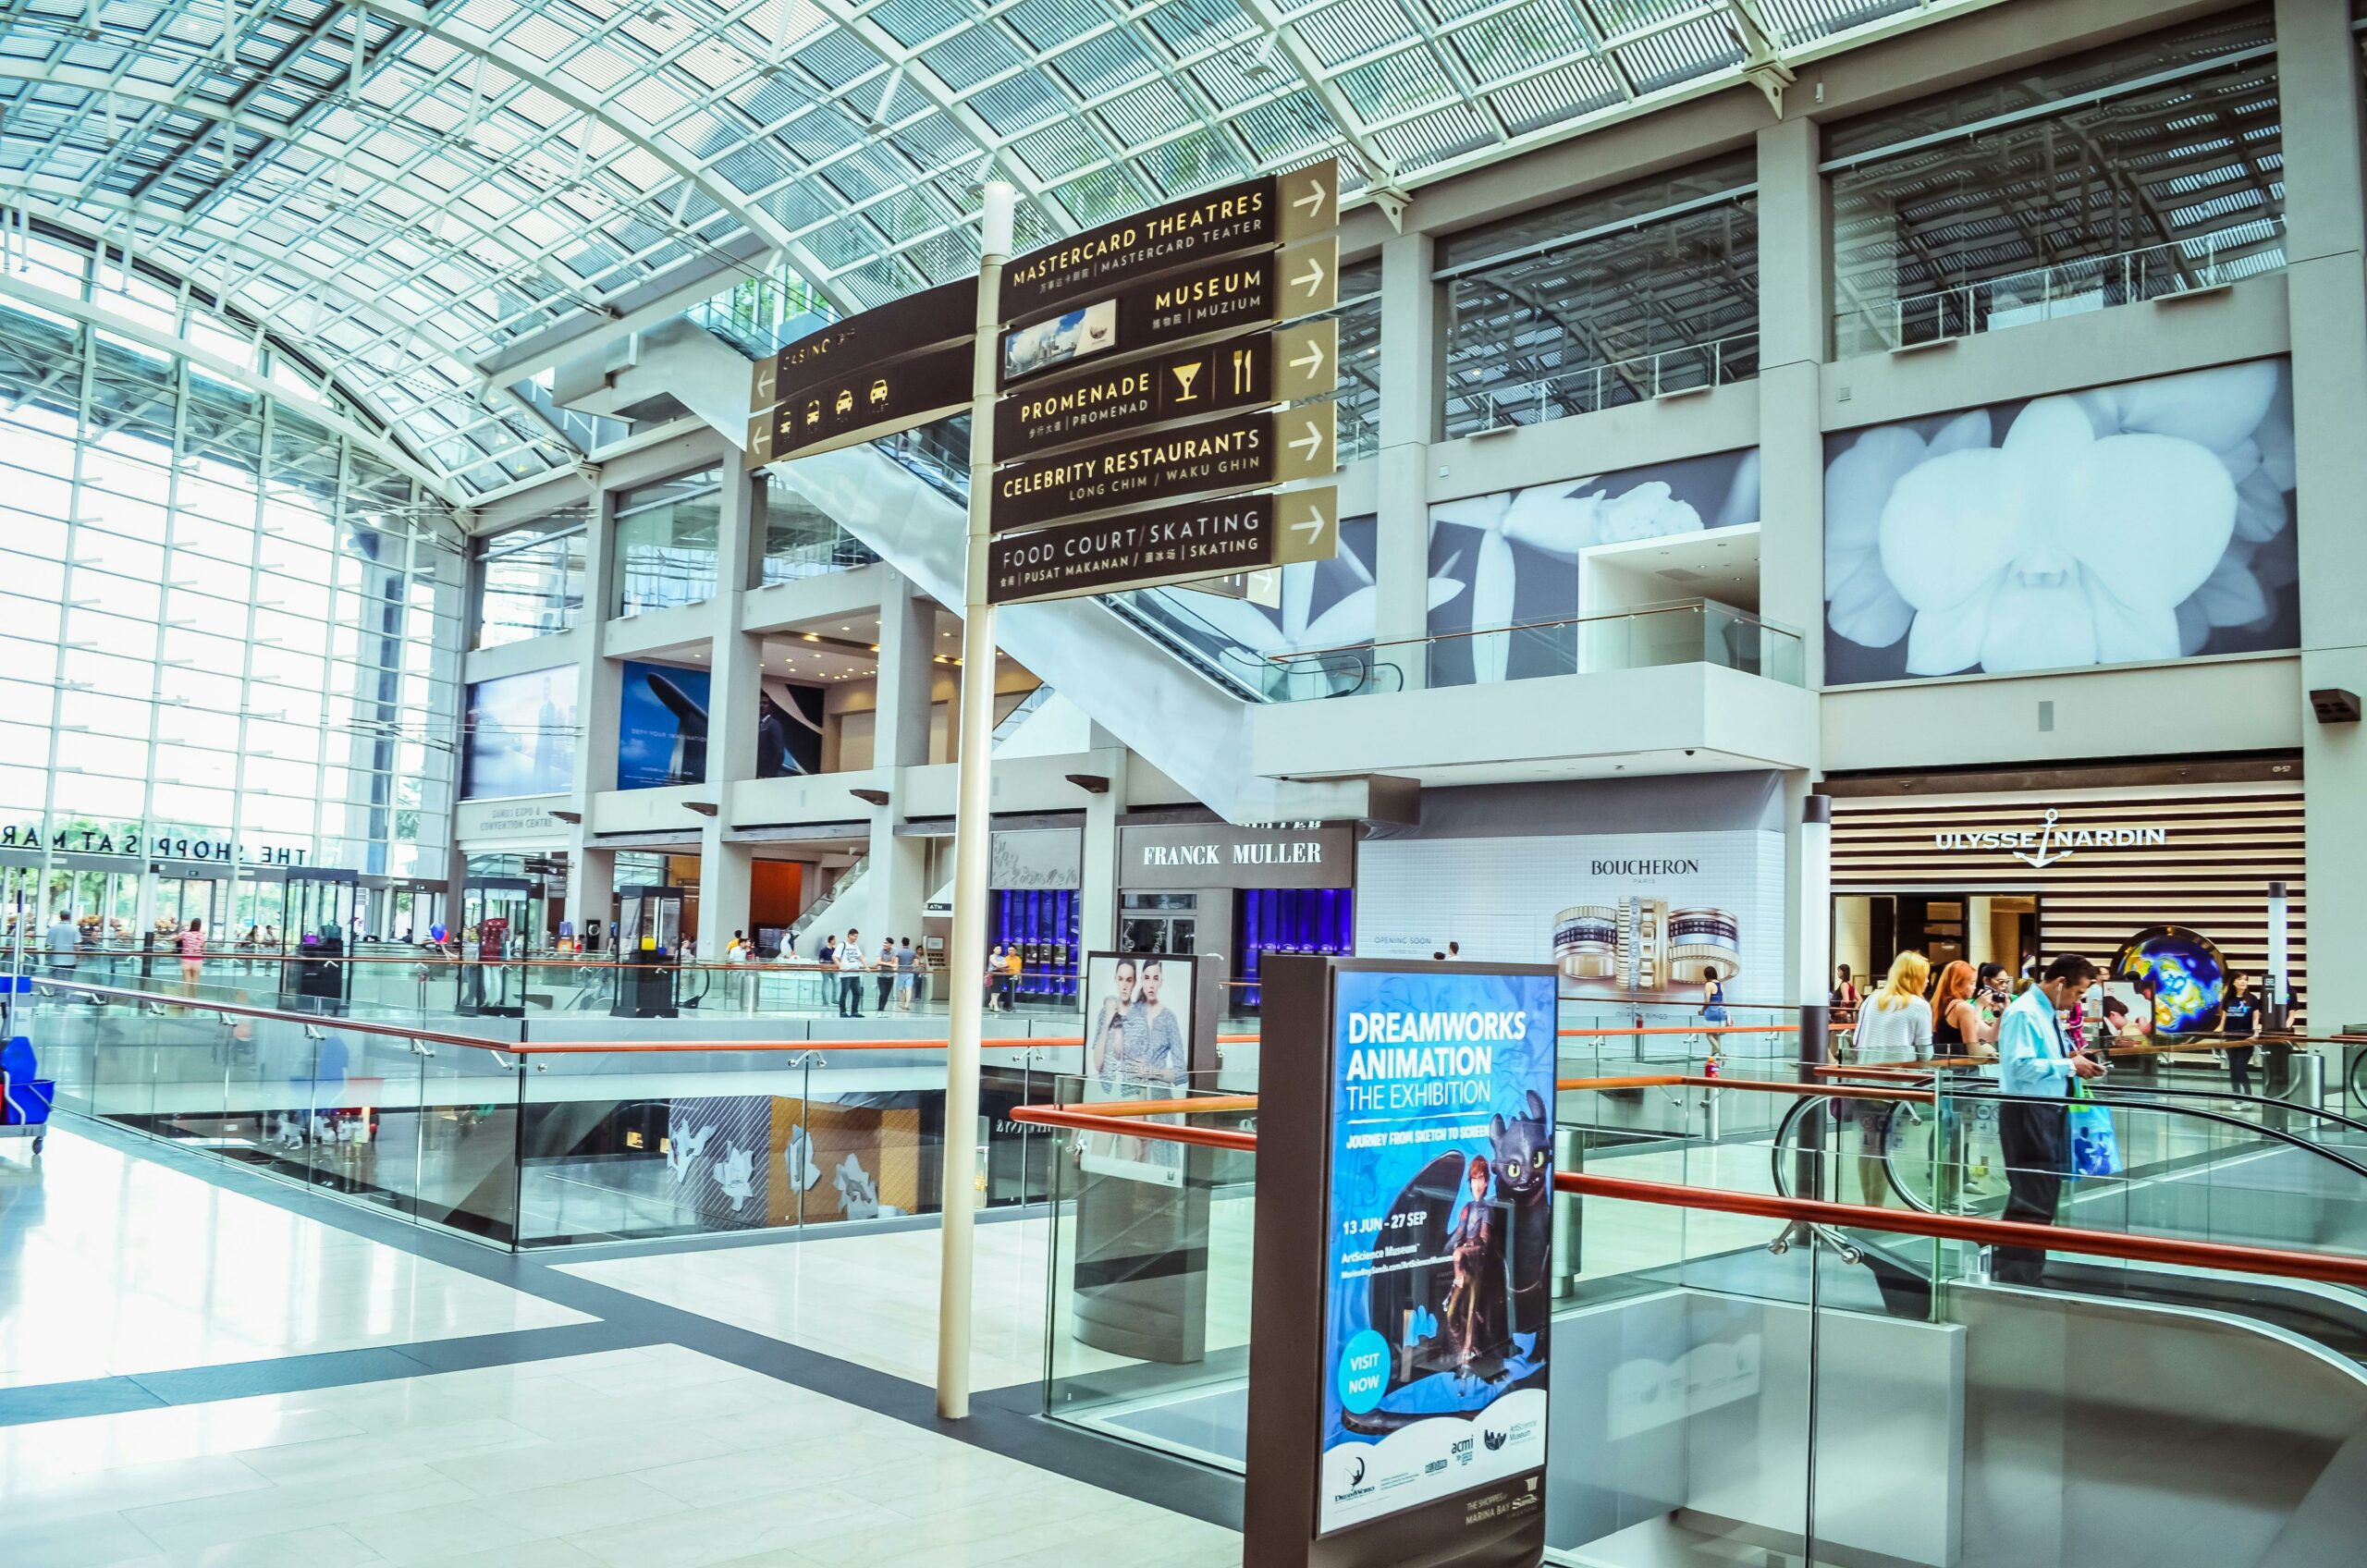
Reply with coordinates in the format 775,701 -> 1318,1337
25,977 -> 1257,1058
1003,1102 -> 2367,1289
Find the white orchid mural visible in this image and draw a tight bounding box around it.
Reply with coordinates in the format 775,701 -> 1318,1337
1824,360 -> 2297,681
1426,449 -> 1763,683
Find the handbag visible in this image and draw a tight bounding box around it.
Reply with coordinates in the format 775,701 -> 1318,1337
2065,1080 -> 2123,1179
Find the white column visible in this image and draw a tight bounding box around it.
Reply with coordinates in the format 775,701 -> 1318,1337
1374,230 -> 1441,689
939,181 -> 1015,1421
566,476 -> 623,938
2275,0 -> 2367,1036
697,468 -> 762,946
865,578 -> 936,945
1077,747 -> 1127,958
1755,114 -> 1829,692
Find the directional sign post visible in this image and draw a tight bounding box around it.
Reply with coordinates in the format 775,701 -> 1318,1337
991,403 -> 1334,535
750,276 -> 977,412
999,237 -> 1338,388
999,158 -> 1337,321
987,487 -> 1340,605
993,319 -> 1337,461
746,337 -> 971,466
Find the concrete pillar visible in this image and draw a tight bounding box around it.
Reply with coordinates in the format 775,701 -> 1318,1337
875,579 -> 935,772
1078,746 -> 1128,956
2275,0 -> 2367,1035
1756,114 -> 1830,692
1374,230 -> 1441,689
696,468 -> 762,945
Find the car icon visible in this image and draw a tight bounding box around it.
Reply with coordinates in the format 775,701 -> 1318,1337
804,399 -> 821,426
869,378 -> 889,406
835,388 -> 854,415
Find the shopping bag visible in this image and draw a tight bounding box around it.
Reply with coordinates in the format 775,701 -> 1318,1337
2066,1084 -> 2123,1178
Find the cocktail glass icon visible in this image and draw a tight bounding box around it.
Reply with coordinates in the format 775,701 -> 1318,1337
1171,361 -> 1202,403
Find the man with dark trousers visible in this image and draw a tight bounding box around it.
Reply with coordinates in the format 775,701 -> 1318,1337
1993,954 -> 2105,1284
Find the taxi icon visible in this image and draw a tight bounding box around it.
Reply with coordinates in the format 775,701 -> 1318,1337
804,398 -> 821,426
835,387 -> 854,415
869,378 -> 889,407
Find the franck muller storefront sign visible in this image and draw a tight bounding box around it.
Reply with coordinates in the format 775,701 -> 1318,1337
1122,820 -> 1355,890
999,158 -> 1337,319
987,488 -> 1338,605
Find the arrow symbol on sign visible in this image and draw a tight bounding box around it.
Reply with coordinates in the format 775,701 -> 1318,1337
1287,421 -> 1325,459
1288,338 -> 1326,376
1291,505 -> 1329,542
1293,177 -> 1328,218
1292,253 -> 1326,297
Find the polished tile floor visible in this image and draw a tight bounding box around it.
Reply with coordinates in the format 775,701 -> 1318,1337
0,1128 -> 1244,1567
0,1344 -> 1241,1568
563,1197 -> 1258,1392
0,1132 -> 587,1390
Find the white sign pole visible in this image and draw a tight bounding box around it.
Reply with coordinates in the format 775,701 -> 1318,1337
937,180 -> 1014,1422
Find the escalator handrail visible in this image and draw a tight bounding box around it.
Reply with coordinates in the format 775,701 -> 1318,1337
1824,1060 -> 2367,1144
1012,1099 -> 2367,1292
1768,1077 -> 2367,1216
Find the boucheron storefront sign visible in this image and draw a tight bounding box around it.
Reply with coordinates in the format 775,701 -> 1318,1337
1932,808 -> 2168,870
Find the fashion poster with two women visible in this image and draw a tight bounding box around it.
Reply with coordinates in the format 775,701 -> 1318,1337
1318,966 -> 1557,1535
1078,951 -> 1195,1188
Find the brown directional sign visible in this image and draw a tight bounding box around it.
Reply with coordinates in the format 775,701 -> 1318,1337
744,337 -> 970,467
993,319 -> 1338,461
987,487 -> 1340,605
1000,238 -> 1337,388
991,402 -> 1336,535
749,276 -> 977,410
1000,158 -> 1338,321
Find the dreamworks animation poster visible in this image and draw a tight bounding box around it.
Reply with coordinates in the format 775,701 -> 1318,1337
1318,966 -> 1556,1535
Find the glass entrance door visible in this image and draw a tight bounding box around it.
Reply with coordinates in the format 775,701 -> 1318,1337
1119,892 -> 1197,956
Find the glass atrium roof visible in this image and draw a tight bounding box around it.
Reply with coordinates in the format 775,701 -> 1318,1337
0,0 -> 1985,497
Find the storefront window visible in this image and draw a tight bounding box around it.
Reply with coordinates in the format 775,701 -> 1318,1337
475,512 -> 588,648
613,468 -> 721,617
1439,153 -> 1758,437
1828,7 -> 2283,354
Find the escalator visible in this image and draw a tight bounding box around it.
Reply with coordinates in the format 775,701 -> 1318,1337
1768,1078 -> 2367,1372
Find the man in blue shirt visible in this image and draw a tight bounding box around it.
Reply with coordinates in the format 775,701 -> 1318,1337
1993,954 -> 2104,1284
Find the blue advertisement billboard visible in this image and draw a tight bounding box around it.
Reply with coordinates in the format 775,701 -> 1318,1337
1318,966 -> 1557,1534
461,666 -> 577,800
617,659 -> 711,790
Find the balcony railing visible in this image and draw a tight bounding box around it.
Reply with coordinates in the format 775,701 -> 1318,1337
1444,329 -> 1760,438
1835,219 -> 2287,357
1284,598 -> 1804,694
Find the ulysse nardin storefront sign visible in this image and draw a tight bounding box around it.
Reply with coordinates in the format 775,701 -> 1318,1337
999,158 -> 1338,321
999,239 -> 1338,388
991,403 -> 1333,534
1932,806 -> 2170,870
746,337 -> 970,465
749,276 -> 978,410
1121,820 -> 1355,890
994,320 -> 1338,461
987,487 -> 1339,606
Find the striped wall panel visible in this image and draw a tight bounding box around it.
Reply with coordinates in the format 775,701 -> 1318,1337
1829,784 -> 2307,1009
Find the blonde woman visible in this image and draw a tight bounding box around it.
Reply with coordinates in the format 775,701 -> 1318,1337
1849,950 -> 1932,1207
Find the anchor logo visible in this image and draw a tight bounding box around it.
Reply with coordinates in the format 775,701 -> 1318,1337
2012,807 -> 2075,870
